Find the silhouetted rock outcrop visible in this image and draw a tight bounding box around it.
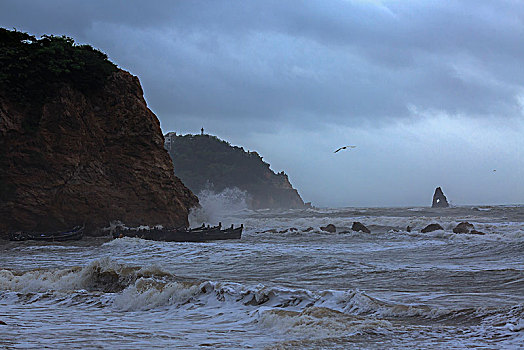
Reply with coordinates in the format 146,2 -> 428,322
421,223 -> 444,233
0,29 -> 198,238
164,132 -> 306,209
352,222 -> 371,233
432,187 -> 449,208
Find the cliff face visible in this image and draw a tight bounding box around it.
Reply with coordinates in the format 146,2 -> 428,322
164,133 -> 306,209
0,70 -> 198,237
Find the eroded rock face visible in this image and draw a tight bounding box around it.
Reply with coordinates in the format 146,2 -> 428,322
432,187 -> 449,208
0,70 -> 198,238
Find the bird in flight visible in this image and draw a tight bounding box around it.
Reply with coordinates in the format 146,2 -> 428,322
334,145 -> 356,153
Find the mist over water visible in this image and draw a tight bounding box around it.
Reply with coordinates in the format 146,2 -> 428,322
1,204 -> 523,349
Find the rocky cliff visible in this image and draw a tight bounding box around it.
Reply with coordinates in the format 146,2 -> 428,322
0,29 -> 198,238
164,132 -> 306,209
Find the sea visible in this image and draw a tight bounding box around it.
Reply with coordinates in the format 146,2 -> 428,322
1,193 -> 523,349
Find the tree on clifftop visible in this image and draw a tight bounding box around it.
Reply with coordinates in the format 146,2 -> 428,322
0,28 -> 117,104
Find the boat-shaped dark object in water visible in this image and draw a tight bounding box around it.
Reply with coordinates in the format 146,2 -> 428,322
8,225 -> 84,242
113,223 -> 243,242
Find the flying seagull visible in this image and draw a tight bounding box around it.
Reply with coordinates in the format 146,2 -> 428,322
334,145 -> 356,153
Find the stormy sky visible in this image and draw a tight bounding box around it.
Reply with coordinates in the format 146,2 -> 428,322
1,0 -> 523,207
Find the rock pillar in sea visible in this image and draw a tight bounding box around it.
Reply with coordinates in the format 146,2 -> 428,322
431,187 -> 450,208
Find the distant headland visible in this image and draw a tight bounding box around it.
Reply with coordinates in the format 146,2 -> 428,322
164,132 -> 307,210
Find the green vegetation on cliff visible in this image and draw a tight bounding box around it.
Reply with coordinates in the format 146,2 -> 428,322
0,28 -> 117,104
165,133 -> 306,209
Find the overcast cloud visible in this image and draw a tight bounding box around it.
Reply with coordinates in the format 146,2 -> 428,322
1,0 -> 523,206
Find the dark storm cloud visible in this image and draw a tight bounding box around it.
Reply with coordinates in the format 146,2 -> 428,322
1,0 -> 523,130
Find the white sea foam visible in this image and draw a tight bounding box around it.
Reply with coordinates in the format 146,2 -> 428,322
0,257 -> 170,294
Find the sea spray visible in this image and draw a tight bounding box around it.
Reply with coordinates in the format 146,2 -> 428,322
189,187 -> 249,226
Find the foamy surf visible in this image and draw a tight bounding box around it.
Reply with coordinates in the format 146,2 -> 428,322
1,259 -> 521,324
1,205 -> 523,349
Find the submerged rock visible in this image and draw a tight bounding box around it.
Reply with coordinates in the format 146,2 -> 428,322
260,229 -> 278,233
351,222 -> 371,233
432,187 -> 450,208
320,224 -> 336,233
421,223 -> 444,233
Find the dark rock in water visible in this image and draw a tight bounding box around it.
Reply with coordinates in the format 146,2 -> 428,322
289,227 -> 298,232
320,224 -> 336,233
304,227 -> 314,232
406,226 -> 412,232
351,222 -> 371,233
453,222 -> 475,234
432,187 -> 449,208
279,229 -> 289,233
0,320 -> 6,325
453,222 -> 485,234
421,223 -> 444,233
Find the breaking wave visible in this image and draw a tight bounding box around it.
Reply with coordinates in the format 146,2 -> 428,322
1,258 -> 522,341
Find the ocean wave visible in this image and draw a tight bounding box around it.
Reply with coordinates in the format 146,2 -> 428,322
257,307 -> 393,338
2,258 -> 522,328
0,257 -> 172,294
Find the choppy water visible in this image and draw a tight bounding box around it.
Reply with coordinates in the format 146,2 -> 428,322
1,203 -> 523,349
